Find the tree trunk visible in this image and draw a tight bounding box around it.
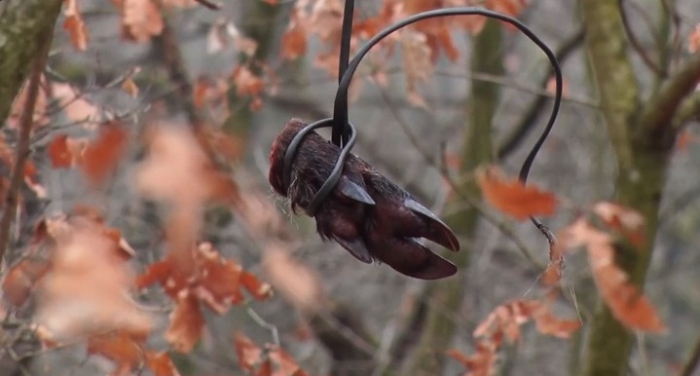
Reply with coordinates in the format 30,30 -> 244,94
578,0 -> 700,374
401,19 -> 503,376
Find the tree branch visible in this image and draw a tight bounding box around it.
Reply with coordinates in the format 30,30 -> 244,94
497,27 -> 585,159
672,90 -> 700,129
0,18 -> 54,265
640,51 -> 700,148
581,0 -> 640,170
152,13 -> 208,129
578,1 -> 690,375
617,0 -> 666,77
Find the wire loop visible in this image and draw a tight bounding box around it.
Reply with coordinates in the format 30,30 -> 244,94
283,119 -> 357,216
281,4 -> 563,229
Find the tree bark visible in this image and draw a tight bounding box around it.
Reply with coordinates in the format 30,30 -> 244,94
401,19 -> 502,376
0,0 -> 62,126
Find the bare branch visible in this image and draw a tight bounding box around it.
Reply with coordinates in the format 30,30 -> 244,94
152,17 -> 207,129
640,51 -> 700,148
193,0 -> 220,10
672,90 -> 700,129
618,0 -> 666,77
497,27 -> 586,159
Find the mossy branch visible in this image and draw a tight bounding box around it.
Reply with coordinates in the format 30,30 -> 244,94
0,0 -> 62,127
580,0 -> 640,171
640,51 -> 700,146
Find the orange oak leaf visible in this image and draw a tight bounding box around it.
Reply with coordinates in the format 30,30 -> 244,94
136,259 -> 184,296
447,344 -> 497,376
533,308 -> 581,339
255,360 -> 273,376
2,258 -> 51,307
145,351 -> 182,376
121,77 -> 139,98
231,65 -> 265,111
587,241 -> 666,333
116,0 -> 164,42
79,121 -> 129,186
487,0 -> 529,18
240,270 -> 273,301
592,202 -> 646,247
48,134 -> 77,168
477,167 -> 557,220
559,219 -> 666,333
688,24 -> 700,53
166,292 -> 205,353
268,346 -> 309,376
87,331 -> 148,372
51,82 -> 101,127
280,10 -> 307,61
63,0 -> 89,50
196,244 -> 245,313
234,332 -> 262,372
35,228 -> 152,340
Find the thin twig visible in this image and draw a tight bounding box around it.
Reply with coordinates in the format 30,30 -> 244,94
0,29 -> 52,265
680,332 -> 700,376
497,28 -> 586,159
246,306 -> 280,347
618,0 -> 666,77
193,0 -> 220,10
660,0 -> 683,68
152,16 -> 207,129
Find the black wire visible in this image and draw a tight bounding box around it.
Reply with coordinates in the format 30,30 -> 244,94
333,7 -> 562,186
332,0 -> 355,147
283,6 -> 563,231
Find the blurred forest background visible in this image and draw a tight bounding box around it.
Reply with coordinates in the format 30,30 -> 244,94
1,0 -> 700,375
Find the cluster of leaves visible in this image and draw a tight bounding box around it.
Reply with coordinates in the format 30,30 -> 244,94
279,0 -> 529,106
61,0 -> 531,112
0,104 -> 310,375
448,294 -> 580,376
445,166 -> 667,375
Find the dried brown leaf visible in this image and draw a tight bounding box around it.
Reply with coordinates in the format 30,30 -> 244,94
2,258 -> 50,307
79,122 -> 129,186
117,0 -> 164,42
689,24 -> 700,53
234,331 -> 262,372
559,219 -> 666,333
477,166 -> 557,220
592,202 -> 646,247
145,351 -> 182,376
166,291 -> 205,353
87,331 -> 148,372
35,229 -> 152,340
63,0 -> 89,50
